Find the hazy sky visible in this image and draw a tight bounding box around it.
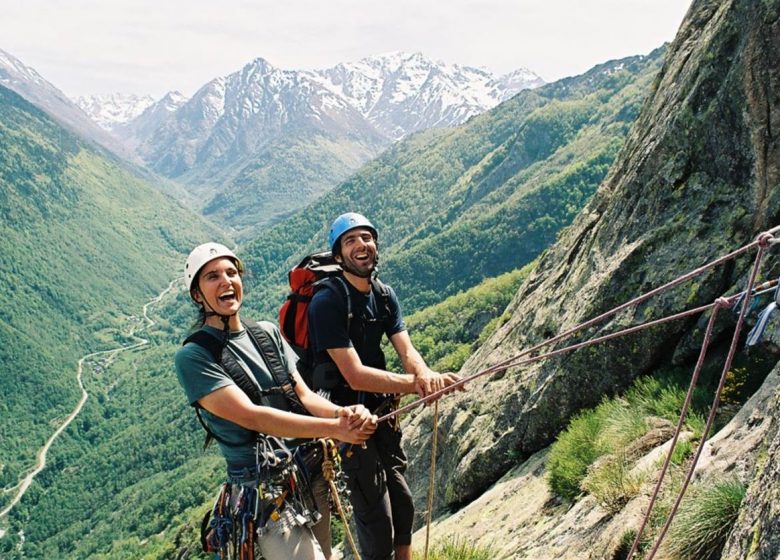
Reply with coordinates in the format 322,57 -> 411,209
2,0 -> 692,99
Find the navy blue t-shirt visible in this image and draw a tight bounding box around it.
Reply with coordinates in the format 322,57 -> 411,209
308,278 -> 405,370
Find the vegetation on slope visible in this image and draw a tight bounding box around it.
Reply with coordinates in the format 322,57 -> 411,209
0,84 -> 221,514
239,48 -> 666,319
385,265 -> 533,374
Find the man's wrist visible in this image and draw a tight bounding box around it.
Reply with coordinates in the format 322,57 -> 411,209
333,407 -> 342,419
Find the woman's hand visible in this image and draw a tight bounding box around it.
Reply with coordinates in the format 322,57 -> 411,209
334,405 -> 377,443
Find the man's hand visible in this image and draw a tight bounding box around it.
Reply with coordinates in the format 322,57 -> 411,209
415,370 -> 466,401
441,372 -> 466,393
414,368 -> 445,398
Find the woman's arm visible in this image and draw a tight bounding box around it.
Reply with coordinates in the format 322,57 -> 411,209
198,384 -> 373,444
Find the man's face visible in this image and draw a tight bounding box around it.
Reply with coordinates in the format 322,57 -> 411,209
336,227 -> 377,278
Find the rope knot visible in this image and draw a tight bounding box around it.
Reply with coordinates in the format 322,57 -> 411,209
757,231 -> 774,248
714,297 -> 731,308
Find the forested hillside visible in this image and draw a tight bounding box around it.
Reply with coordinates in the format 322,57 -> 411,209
240,48 -> 665,319
0,83 -> 221,526
399,0 -> 780,556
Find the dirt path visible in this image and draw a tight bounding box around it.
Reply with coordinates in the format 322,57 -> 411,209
0,278 -> 180,522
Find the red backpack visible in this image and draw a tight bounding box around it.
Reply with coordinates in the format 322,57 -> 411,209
278,251 -> 350,381
279,251 -> 392,387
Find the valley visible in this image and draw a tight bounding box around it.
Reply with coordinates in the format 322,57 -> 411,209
0,278 -> 178,524
1,0 -> 780,557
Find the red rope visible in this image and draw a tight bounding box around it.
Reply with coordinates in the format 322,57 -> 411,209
377,232 -> 773,425
641,237 -> 769,559
624,299 -> 725,559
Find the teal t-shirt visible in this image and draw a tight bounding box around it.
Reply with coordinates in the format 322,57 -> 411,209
174,321 -> 301,467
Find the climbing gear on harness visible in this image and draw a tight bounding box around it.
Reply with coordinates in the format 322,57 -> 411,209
328,212 -> 377,253
185,242 -> 242,292
201,482 -> 233,557
201,436 -> 322,559
183,320 -> 308,448
235,485 -> 257,560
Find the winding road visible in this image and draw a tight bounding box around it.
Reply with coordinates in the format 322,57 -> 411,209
0,278 -> 180,523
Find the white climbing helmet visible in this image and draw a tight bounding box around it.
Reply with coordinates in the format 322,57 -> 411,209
184,242 -> 242,292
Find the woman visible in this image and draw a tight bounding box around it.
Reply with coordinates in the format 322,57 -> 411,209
174,242 -> 375,560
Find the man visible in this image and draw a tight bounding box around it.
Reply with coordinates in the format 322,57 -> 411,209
175,242 -> 376,560
308,213 -> 461,560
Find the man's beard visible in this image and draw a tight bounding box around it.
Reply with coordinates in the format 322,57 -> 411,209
341,254 -> 378,278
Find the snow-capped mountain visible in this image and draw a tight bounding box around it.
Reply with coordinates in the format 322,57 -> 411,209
123,52 -> 543,177
77,52 -> 543,235
111,90 -> 188,152
74,93 -> 156,130
317,51 -> 544,139
130,57 -> 384,179
0,48 -> 131,157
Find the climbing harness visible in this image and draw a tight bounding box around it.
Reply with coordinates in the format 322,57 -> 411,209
368,226 -> 779,559
199,435 -> 324,560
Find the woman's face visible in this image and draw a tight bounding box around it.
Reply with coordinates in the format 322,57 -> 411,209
193,257 -> 243,319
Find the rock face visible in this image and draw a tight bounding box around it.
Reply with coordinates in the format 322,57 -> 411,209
404,0 -> 780,536
720,367 -> 780,559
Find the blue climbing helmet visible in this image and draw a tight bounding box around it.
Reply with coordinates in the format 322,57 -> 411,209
328,212 -> 378,253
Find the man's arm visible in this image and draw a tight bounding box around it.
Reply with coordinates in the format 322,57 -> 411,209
326,346 -> 418,394
389,330 -> 463,397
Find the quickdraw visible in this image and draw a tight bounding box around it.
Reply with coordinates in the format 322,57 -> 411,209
201,483 -> 233,559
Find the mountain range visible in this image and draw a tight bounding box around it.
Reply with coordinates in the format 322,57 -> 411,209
0,48 -> 135,159
4,2 -> 780,556
78,52 -> 545,236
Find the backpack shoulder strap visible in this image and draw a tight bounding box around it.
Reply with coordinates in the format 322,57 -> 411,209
370,276 -> 393,319
184,330 -> 223,362
243,321 -> 309,415
317,275 -> 353,330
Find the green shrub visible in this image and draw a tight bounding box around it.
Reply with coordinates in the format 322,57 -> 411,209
547,401 -> 614,499
659,478 -> 746,560
413,536 -> 495,560
670,439 -> 694,465
548,372 -> 711,503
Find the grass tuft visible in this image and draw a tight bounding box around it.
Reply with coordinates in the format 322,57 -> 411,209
413,536 -> 496,560
659,478 -> 746,560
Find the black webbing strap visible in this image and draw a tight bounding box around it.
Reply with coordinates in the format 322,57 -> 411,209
243,321 -> 308,415
183,321 -> 307,447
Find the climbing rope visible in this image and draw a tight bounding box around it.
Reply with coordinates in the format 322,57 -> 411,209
319,438 -> 361,560
423,401 -> 439,560
631,231 -> 773,559
377,227 -> 780,424
370,227 -> 778,557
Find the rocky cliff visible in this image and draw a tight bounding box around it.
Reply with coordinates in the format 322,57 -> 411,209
404,0 -> 780,556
